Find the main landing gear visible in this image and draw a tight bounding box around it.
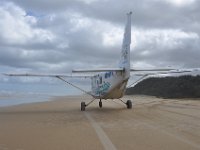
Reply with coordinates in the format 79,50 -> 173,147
81,99 -> 103,111
126,100 -> 132,109
81,98 -> 95,111
81,102 -> 86,111
119,99 -> 132,109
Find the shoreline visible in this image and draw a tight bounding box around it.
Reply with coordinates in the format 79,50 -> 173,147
0,94 -> 88,109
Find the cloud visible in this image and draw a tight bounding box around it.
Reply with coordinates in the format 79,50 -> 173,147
0,0 -> 200,87
161,0 -> 196,7
131,28 -> 200,68
0,2 -> 54,45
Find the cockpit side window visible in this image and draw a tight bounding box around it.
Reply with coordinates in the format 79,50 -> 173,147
105,72 -> 113,78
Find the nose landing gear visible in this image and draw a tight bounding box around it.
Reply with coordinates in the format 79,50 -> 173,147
99,99 -> 102,108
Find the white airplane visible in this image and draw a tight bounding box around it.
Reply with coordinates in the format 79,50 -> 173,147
4,12 -> 189,111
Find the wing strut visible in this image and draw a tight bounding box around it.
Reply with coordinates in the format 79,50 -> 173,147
127,75 -> 148,88
56,76 -> 94,97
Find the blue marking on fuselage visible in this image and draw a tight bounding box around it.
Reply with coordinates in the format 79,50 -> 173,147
95,82 -> 111,95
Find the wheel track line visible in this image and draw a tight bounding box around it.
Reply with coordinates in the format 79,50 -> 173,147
84,112 -> 117,150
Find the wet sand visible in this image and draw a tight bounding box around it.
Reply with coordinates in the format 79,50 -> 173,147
0,95 -> 200,150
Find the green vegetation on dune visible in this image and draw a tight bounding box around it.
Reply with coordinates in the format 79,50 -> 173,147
126,75 -> 200,98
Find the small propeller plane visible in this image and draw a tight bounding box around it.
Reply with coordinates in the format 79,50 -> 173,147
4,12 -> 189,111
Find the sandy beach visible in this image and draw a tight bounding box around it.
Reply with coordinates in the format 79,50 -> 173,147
0,95 -> 200,150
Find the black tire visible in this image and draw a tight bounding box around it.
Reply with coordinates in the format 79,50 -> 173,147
81,102 -> 86,111
99,101 -> 102,108
126,100 -> 132,109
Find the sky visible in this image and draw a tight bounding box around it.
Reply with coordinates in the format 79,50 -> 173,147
0,0 -> 200,96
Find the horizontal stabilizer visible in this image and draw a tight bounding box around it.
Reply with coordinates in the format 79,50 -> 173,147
72,68 -> 124,73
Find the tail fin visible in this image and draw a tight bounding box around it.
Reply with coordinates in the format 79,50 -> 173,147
119,12 -> 132,78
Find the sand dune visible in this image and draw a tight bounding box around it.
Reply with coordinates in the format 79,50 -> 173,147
0,95 -> 200,150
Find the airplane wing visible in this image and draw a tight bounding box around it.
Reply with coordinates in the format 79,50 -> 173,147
73,68 -> 191,74
3,73 -> 93,78
72,68 -> 124,73
132,70 -> 192,76
3,72 -> 94,97
130,68 -> 174,72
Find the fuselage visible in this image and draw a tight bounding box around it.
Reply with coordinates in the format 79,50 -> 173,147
91,70 -> 129,99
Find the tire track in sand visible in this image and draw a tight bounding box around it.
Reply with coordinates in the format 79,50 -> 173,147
84,112 -> 117,150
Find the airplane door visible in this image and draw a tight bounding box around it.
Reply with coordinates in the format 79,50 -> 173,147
97,76 -> 102,96
99,76 -> 102,85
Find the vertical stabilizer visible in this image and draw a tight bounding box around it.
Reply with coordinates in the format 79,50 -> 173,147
119,12 -> 132,79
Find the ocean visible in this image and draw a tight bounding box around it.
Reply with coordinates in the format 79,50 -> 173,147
0,82 -> 89,107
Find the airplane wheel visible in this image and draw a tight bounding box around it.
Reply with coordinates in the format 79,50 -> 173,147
81,102 -> 86,111
99,101 -> 102,108
126,100 -> 132,109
